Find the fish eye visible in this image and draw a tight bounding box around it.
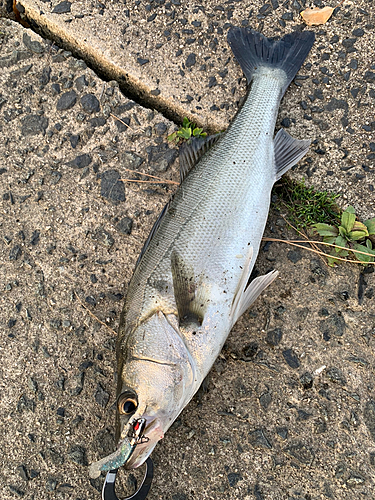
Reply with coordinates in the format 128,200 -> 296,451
118,393 -> 138,415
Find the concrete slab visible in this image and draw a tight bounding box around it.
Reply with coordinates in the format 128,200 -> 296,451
2,15 -> 375,500
9,0 -> 375,218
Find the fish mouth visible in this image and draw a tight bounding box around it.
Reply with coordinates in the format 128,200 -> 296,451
123,416 -> 164,469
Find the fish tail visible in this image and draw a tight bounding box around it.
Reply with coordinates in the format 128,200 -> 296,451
227,28 -> 315,96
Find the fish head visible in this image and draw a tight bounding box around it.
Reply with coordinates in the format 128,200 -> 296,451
116,311 -> 196,469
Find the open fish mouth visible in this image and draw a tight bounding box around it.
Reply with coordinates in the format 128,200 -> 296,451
89,417 -> 163,478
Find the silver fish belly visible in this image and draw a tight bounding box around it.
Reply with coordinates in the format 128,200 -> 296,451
90,27 -> 315,477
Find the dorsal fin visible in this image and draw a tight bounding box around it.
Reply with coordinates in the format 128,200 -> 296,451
135,200 -> 170,269
179,134 -> 222,182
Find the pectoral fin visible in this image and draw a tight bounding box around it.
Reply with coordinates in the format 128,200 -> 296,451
171,251 -> 208,327
274,128 -> 311,180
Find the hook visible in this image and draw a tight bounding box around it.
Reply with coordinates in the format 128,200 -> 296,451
102,458 -> 154,500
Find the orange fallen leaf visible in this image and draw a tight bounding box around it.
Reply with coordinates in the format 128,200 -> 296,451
300,6 -> 334,26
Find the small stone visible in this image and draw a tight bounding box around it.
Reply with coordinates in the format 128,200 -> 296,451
352,28 -> 364,37
259,391 -> 272,409
281,11 -> 293,20
154,122 -> 168,135
116,217 -> 133,235
46,477 -> 57,491
52,1 -> 71,13
17,465 -> 29,481
285,442 -> 315,465
280,117 -> 292,128
21,115 -> 48,136
40,66 -> 51,85
68,445 -> 88,466
17,394 -> 36,413
30,231 -> 40,246
276,427 -> 288,440
146,144 -> 177,173
80,94 -> 100,113
326,367 -> 346,385
8,486 -> 25,497
85,296 -> 96,307
57,91 -> 77,110
346,474 -> 365,487
92,227 -> 114,247
227,472 -> 242,487
75,75 -> 88,91
287,250 -> 302,263
137,58 -> 149,65
67,153 -> 92,169
282,349 -> 300,369
100,170 -> 125,204
8,318 -> 17,328
9,245 -> 22,261
319,312 -> 345,340
69,134 -> 80,148
186,53 -> 196,68
95,383 -> 110,408
23,33 -> 44,54
208,76 -> 217,88
249,428 -> 272,449
300,371 -> 313,389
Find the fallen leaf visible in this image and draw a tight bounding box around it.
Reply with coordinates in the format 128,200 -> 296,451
300,6 -> 334,26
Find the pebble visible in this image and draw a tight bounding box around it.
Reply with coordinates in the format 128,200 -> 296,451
186,53 -> 196,68
319,313 -> 346,340
21,114 -> 48,136
17,465 -> 29,481
52,1 -> 71,13
249,428 -> 272,449
56,90 -> 77,110
116,217 -> 133,234
80,93 -> 100,113
285,442 -> 315,465
282,349 -> 300,369
67,153 -> 92,168
227,472 -> 242,487
8,485 -> 25,497
300,371 -> 313,390
100,170 -> 125,204
287,250 -> 302,263
146,143 -> 177,173
68,445 -> 88,466
326,367 -> 346,385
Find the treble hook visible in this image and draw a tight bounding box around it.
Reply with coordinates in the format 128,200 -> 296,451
102,458 -> 154,500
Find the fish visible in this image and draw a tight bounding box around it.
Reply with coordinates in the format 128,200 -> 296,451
89,26 -> 315,478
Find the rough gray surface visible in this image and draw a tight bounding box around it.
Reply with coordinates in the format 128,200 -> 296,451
9,0 -> 375,218
1,6 -> 375,500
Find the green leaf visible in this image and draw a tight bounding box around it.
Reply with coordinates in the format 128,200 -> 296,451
200,132 -> 207,138
178,128 -> 192,139
338,226 -> 348,238
335,235 -> 347,251
348,230 -> 368,241
167,131 -> 178,142
323,236 -> 336,244
327,256 -> 339,266
367,239 -> 373,250
364,217 -> 375,235
182,117 -> 190,128
345,205 -> 356,214
193,127 -> 203,136
313,223 -> 338,237
341,209 -> 356,232
352,243 -> 375,264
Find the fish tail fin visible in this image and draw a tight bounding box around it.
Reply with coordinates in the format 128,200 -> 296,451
227,28 -> 315,96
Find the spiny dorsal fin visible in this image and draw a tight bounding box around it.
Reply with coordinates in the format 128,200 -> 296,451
171,250 -> 209,327
135,200 -> 170,269
179,134 -> 222,182
274,128 -> 310,180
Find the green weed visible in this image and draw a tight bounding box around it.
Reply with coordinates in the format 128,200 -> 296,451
313,206 -> 375,265
274,178 -> 341,229
167,117 -> 207,143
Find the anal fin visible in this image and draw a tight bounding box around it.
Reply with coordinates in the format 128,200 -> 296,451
230,246 -> 278,328
274,128 -> 311,180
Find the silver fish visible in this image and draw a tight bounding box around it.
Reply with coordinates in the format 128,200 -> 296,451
89,27 -> 315,477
